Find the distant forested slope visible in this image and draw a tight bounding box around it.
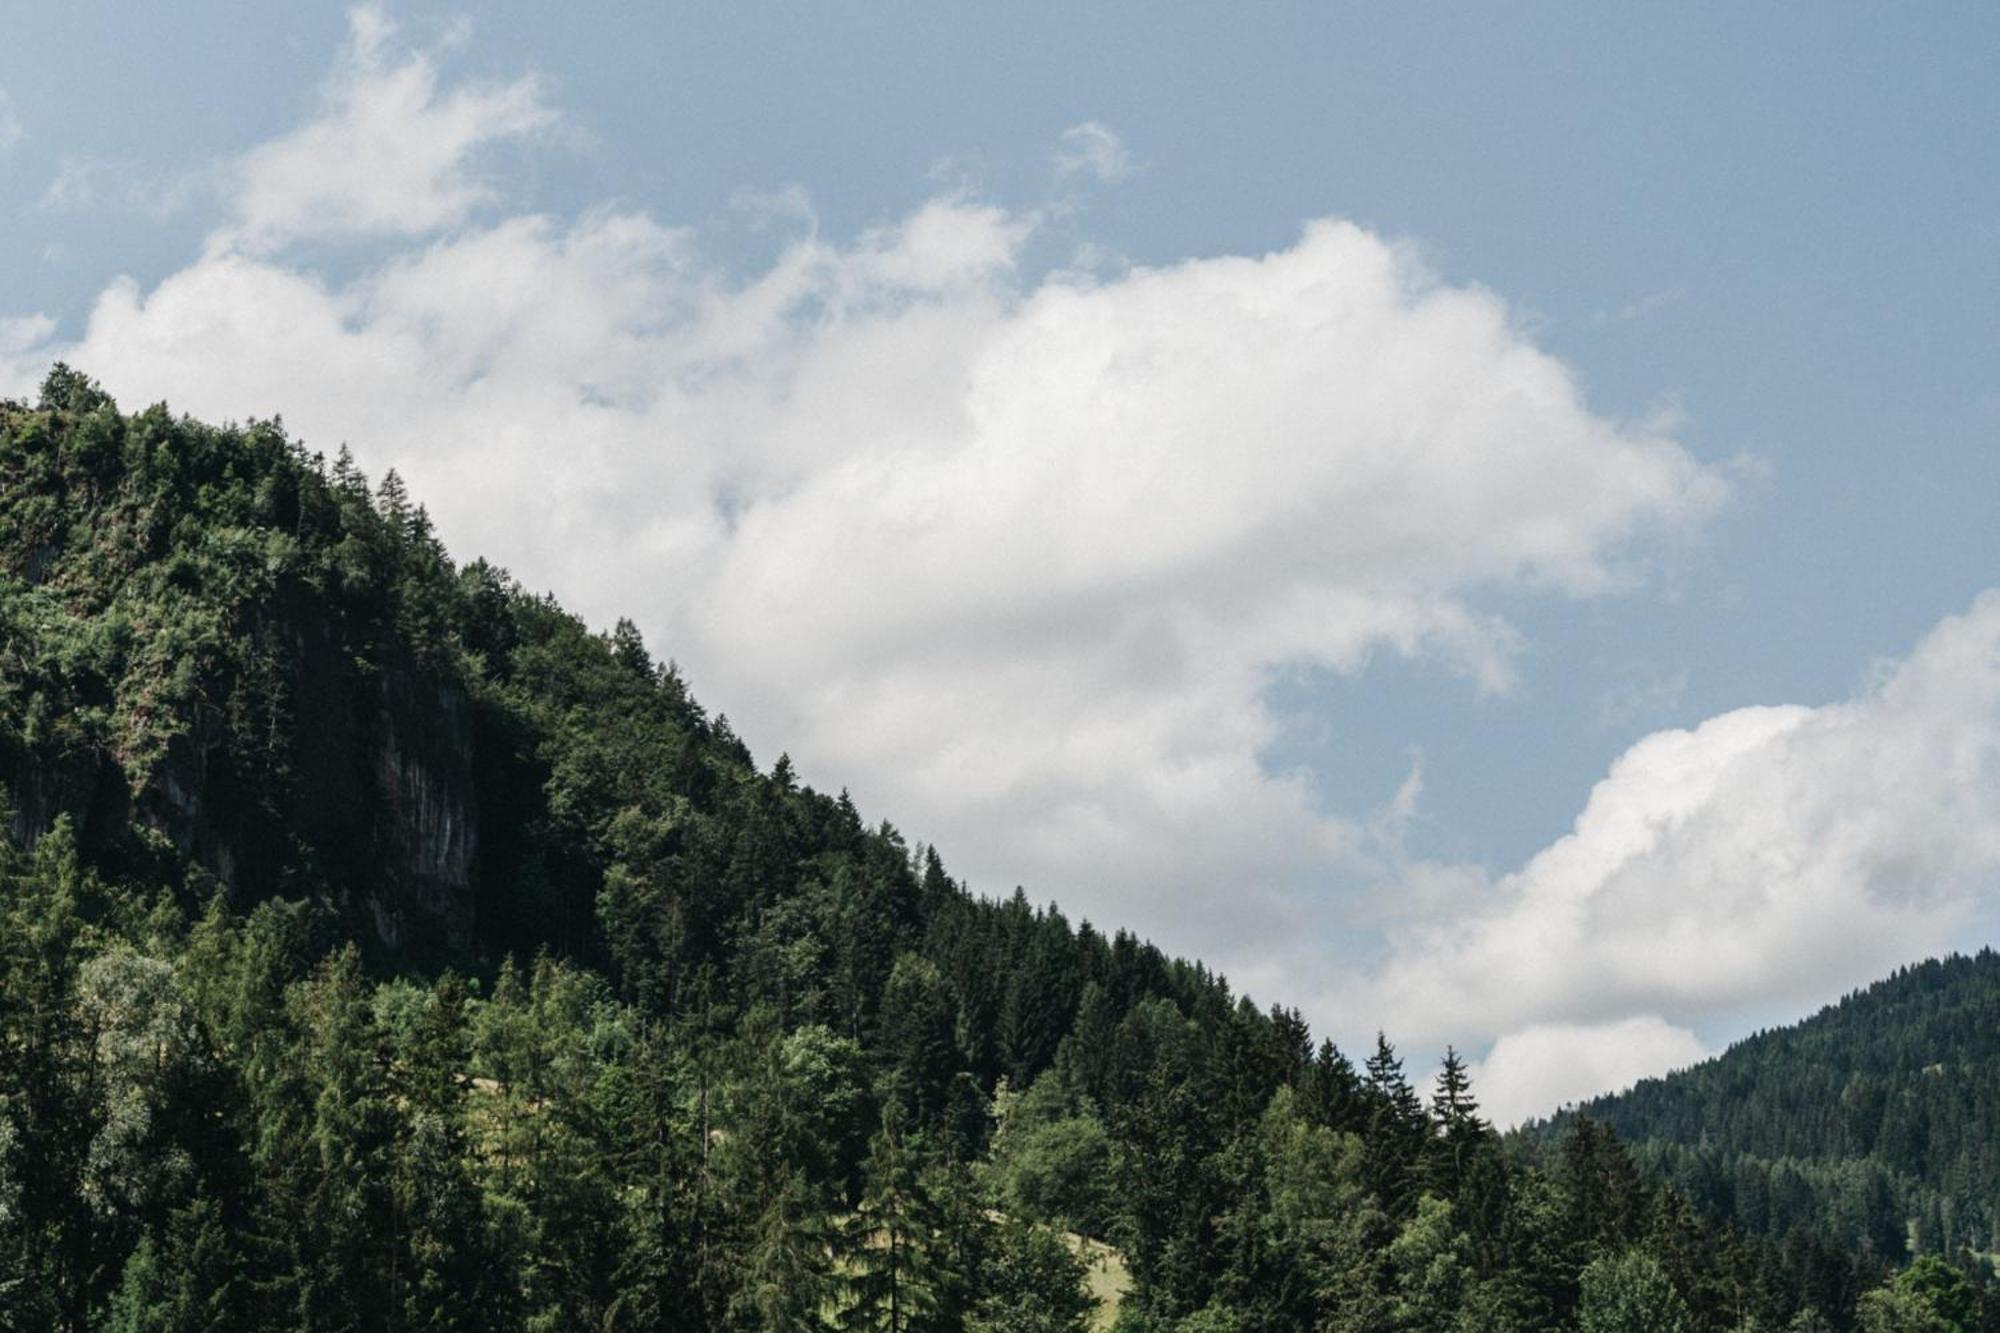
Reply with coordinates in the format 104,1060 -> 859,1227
1529,951 -> 2000,1271
1,367 -> 1987,1329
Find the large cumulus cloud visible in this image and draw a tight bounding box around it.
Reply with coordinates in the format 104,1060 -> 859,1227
1355,591 -> 2000,1124
3,5 -> 1737,1075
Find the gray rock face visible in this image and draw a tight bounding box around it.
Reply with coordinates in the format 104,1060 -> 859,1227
368,676 -> 479,948
8,621 -> 483,956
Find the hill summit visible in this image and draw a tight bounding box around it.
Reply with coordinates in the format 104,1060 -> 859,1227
1531,950 -> 2000,1272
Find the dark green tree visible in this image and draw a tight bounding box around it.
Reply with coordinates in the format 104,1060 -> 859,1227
1363,1034 -> 1428,1219
839,1110 -> 949,1333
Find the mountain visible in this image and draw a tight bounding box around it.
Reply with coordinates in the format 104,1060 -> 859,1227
0,367 -> 1981,1330
1527,951 -> 2000,1271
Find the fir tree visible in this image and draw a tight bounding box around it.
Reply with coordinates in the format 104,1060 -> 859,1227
840,1110 -> 948,1333
1363,1033 -> 1428,1218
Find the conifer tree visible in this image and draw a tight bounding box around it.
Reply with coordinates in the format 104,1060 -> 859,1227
877,953 -> 959,1125
840,1110 -> 948,1333
261,944 -> 401,1331
1560,1116 -> 1650,1255
733,1170 -> 844,1331
391,974 -> 497,1333
1300,1038 -> 1364,1133
375,468 -> 412,535
607,1022 -> 704,1332
105,1198 -> 246,1333
1363,1033 -> 1428,1218
0,819 -> 99,1332
1423,1046 -> 1492,1205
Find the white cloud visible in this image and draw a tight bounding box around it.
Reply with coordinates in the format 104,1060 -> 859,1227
1348,590 -> 2000,1120
0,315 -> 54,361
37,157 -> 206,219
223,3 -> 554,251
1054,121 -> 1135,185
0,17 -> 1725,1035
1588,286 -> 1686,327
0,88 -> 22,155
1473,1017 -> 1709,1130
39,159 -> 102,211
1597,665 -> 1689,729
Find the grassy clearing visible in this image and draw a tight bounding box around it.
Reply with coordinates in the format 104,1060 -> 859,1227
1072,1230 -> 1130,1330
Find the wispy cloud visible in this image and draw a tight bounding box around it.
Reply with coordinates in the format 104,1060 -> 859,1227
38,159 -> 98,211
37,156 -> 208,219
1054,121 -> 1136,185
1597,665 -> 1689,729
223,2 -> 555,252
1589,285 -> 1686,327
0,88 -> 23,155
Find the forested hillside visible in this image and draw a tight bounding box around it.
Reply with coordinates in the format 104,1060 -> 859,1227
1529,952 -> 2000,1275
0,368 -> 1988,1330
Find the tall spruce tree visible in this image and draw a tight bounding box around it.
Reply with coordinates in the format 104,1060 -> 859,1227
1363,1034 -> 1428,1218
840,1110 -> 948,1333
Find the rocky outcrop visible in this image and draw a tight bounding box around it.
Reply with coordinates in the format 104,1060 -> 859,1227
6,611 -> 482,957
368,674 -> 479,949
1,386 -> 492,960
5,742 -> 116,853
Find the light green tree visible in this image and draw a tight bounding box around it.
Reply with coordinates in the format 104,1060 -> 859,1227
1387,1195 -> 1475,1331
1855,1255 -> 1978,1332
1577,1249 -> 1695,1333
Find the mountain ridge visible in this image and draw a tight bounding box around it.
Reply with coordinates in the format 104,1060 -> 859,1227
1524,949 -> 2000,1272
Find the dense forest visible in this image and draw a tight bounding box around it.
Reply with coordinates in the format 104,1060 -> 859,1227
1526,952 -> 2000,1276
0,368 -> 1992,1330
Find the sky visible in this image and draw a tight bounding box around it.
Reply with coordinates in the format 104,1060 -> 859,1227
3,3 -> 1998,1126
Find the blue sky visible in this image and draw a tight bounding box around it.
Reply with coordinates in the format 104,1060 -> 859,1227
4,3 -> 1997,1121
